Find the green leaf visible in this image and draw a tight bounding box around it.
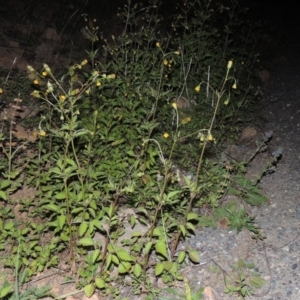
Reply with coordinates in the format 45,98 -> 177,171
118,261 -> 131,273
155,240 -> 168,259
116,249 -> 135,262
4,222 -> 14,230
91,249 -> 101,264
21,228 -> 30,235
133,263 -> 142,278
0,284 -> 13,297
0,191 -> 7,200
179,225 -> 186,236
177,251 -> 186,264
187,212 -> 198,221
112,254 -> 120,264
0,179 -> 10,189
79,222 -> 88,237
57,215 -> 66,230
90,219 -> 102,231
95,277 -> 105,289
45,204 -> 60,212
167,190 -> 181,199
153,227 -> 163,237
186,222 -> 196,233
188,250 -> 200,263
66,158 -> 77,167
77,238 -> 94,247
144,242 -> 152,254
155,262 -> 164,276
250,275 -> 266,288
84,284 -> 95,298
130,215 -> 136,228
162,261 -> 173,271
54,191 -> 66,200
106,253 -> 112,269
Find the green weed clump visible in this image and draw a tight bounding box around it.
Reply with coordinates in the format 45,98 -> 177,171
0,0 -> 280,298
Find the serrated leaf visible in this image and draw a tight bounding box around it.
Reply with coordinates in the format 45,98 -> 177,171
84,284 -> 95,298
79,222 -> 88,237
116,249 -> 135,261
112,254 -> 120,264
155,240 -> 168,259
155,262 -> 164,276
77,237 -> 94,246
133,263 -> 142,278
188,249 -> 200,263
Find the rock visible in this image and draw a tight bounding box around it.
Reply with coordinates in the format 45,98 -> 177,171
239,126 -> 258,144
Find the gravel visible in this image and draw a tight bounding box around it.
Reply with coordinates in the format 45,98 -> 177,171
173,43 -> 300,300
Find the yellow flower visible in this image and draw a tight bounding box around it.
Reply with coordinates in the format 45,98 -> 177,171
227,60 -> 233,69
31,90 -> 40,98
174,51 -> 180,55
42,71 -> 47,77
81,59 -> 88,66
96,81 -> 101,86
59,95 -> 66,101
33,79 -> 39,85
156,42 -> 160,47
0,88 -> 3,94
108,73 -> 116,79
224,99 -> 229,105
232,83 -> 237,89
92,70 -> 99,76
172,102 -> 177,109
39,130 -> 46,137
163,132 -> 169,138
195,85 -> 200,92
163,59 -> 168,65
181,117 -> 191,124
207,134 -> 214,141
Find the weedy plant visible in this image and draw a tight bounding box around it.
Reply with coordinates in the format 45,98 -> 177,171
0,0 -> 276,298
223,258 -> 266,299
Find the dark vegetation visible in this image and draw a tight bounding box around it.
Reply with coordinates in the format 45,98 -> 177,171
0,0 -> 288,298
